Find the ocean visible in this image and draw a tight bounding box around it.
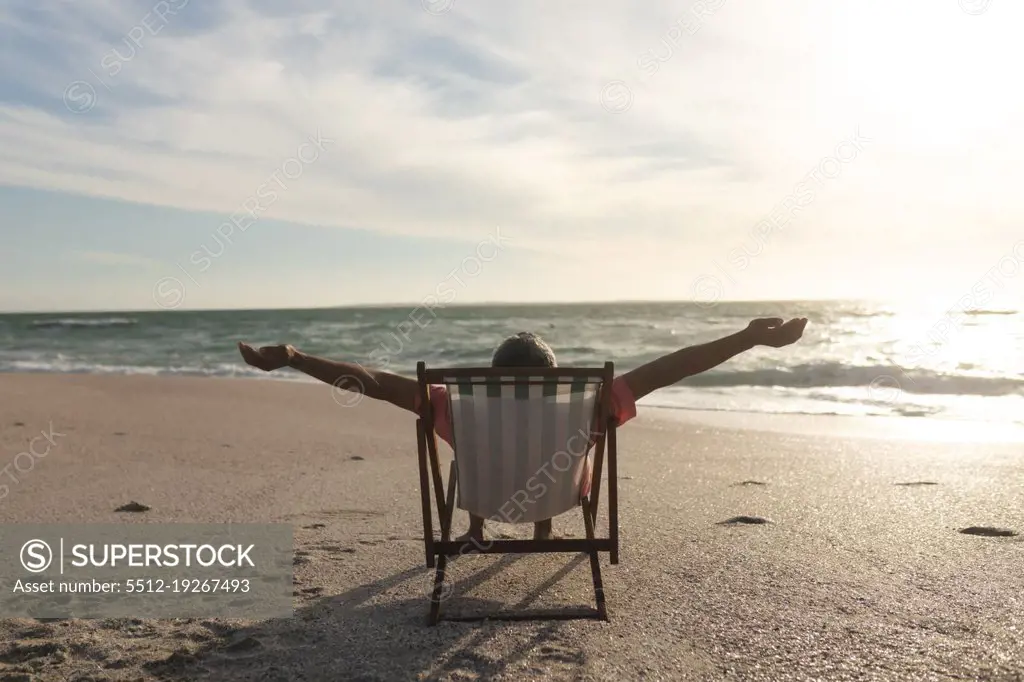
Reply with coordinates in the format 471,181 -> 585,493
1,301 -> 1022,427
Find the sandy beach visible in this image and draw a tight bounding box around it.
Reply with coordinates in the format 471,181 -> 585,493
0,373 -> 1021,681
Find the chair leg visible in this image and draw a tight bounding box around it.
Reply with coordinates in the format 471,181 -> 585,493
427,555 -> 448,625
417,421 -> 435,569
427,463 -> 459,626
581,499 -> 608,620
442,461 -> 457,540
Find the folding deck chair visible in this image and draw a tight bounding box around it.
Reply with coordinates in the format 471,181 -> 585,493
415,361 -> 619,625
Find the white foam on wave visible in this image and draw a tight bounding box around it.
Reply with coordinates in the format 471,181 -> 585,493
30,317 -> 138,329
0,358 -> 307,381
641,385 -> 1024,426
681,362 -> 1024,397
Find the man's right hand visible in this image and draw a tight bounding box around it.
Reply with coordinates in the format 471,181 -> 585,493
238,342 -> 296,372
743,317 -> 808,348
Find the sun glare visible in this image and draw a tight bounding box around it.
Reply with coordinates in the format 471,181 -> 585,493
821,1 -> 1021,147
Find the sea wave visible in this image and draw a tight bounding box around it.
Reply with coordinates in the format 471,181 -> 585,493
638,398 -> 1024,425
30,317 -> 138,329
681,362 -> 1024,397
0,358 -> 302,380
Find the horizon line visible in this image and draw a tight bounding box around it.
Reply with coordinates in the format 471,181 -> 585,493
0,297 -> 897,315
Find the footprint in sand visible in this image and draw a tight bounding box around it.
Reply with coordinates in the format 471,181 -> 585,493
0,641 -> 68,665
443,651 -> 493,670
172,629 -> 215,644
146,649 -> 203,675
223,636 -> 263,654
0,638 -> 69,667
538,644 -> 585,665
719,516 -> 772,525
203,621 -> 240,636
13,623 -> 56,640
959,526 -> 1018,537
286,508 -> 382,522
314,543 -> 355,554
36,593 -> 72,607
13,421 -> 25,427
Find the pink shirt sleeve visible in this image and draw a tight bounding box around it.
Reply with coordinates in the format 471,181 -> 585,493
412,385 -> 454,447
608,375 -> 638,427
413,376 -> 637,449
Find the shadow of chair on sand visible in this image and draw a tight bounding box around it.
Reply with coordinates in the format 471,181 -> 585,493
147,553 -> 592,681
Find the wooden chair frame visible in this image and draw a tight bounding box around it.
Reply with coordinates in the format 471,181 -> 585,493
415,361 -> 620,625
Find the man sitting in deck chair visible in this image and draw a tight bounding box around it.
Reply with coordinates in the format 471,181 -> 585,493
238,317 -> 807,539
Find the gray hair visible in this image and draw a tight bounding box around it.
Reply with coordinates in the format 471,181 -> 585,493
491,331 -> 557,368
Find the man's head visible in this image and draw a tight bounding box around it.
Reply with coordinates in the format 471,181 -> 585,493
491,331 -> 557,368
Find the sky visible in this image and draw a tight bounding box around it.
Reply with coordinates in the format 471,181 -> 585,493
1,0 -> 1023,312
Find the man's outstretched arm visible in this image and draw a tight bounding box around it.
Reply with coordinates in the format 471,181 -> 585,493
237,342 -> 420,414
621,317 -> 808,401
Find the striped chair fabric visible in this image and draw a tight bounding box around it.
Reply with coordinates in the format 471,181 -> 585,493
441,375 -> 603,523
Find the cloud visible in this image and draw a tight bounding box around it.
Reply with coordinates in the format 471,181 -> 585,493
69,250 -> 160,267
1,0 -> 1023,279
